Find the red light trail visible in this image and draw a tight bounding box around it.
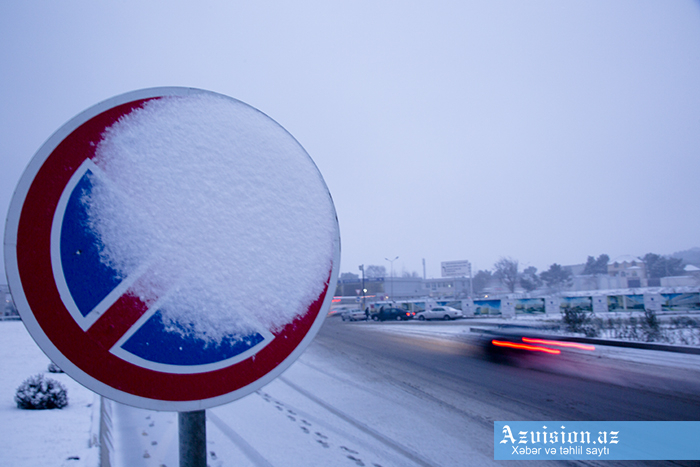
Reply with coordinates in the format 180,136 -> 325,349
491,340 -> 561,355
522,337 -> 595,351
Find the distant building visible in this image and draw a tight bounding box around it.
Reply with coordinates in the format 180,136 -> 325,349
334,253 -> 698,302
607,255 -> 647,288
571,273 -> 625,292
334,276 -> 425,301
385,277 -> 425,300
564,263 -> 586,276
422,277 -> 472,298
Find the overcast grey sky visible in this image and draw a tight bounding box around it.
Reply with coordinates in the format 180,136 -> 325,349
2,1 -> 700,282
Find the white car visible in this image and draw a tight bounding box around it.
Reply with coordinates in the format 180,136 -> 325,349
414,306 -> 462,321
341,309 -> 368,321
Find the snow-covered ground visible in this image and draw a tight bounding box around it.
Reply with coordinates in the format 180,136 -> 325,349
2,319 -> 485,467
3,317 -> 700,466
0,321 -> 99,466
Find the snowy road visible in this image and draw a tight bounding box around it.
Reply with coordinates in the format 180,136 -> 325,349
5,317 -> 700,466
327,319 -> 700,423
110,317 -> 700,467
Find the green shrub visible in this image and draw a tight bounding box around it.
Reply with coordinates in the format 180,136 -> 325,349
15,374 -> 68,410
642,310 -> 661,342
561,306 -> 597,336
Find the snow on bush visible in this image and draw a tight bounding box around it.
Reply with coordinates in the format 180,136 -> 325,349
47,362 -> 64,373
15,374 -> 68,410
556,312 -> 700,346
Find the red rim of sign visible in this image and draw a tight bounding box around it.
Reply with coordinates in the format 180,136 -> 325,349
4,87 -> 340,411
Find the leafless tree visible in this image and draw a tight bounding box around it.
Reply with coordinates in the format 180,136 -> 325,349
494,257 -> 519,292
365,265 -> 387,278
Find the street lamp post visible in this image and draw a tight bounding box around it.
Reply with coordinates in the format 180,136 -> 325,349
468,261 -> 474,298
385,256 -> 398,301
359,264 -> 365,310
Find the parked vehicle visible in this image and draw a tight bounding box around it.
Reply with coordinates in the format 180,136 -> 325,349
372,307 -> 415,321
414,306 -> 462,321
342,309 -> 367,321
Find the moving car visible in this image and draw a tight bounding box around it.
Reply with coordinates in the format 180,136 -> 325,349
476,328 -> 596,364
372,307 -> 415,321
414,306 -> 462,321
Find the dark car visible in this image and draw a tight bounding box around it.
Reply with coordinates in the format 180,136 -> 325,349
372,307 -> 415,321
477,328 -> 595,364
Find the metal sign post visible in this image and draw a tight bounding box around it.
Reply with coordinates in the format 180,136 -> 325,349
179,411 -> 206,467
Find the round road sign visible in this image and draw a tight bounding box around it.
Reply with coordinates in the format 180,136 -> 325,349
4,87 -> 340,411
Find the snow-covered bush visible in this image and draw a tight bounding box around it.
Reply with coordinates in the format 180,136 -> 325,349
47,362 -> 64,373
561,306 -> 598,337
15,374 -> 68,410
564,314 -> 700,346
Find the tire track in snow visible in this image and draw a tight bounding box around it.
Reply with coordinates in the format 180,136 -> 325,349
297,356 -> 494,430
255,389 -> 386,467
208,411 -> 274,467
278,375 -> 439,467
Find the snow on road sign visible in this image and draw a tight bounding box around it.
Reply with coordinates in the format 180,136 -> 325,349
4,88 -> 340,411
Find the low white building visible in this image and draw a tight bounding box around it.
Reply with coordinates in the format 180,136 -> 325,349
607,255 -> 647,288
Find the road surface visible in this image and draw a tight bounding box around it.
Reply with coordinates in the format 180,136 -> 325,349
114,317 -> 700,466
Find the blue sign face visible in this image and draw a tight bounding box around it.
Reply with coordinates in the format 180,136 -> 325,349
60,169 -> 120,316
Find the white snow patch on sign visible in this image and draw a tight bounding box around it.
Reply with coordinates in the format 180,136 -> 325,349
84,93 -> 336,343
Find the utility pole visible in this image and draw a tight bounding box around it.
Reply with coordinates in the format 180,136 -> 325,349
359,264 -> 365,310
385,256 -> 398,301
468,261 -> 474,297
